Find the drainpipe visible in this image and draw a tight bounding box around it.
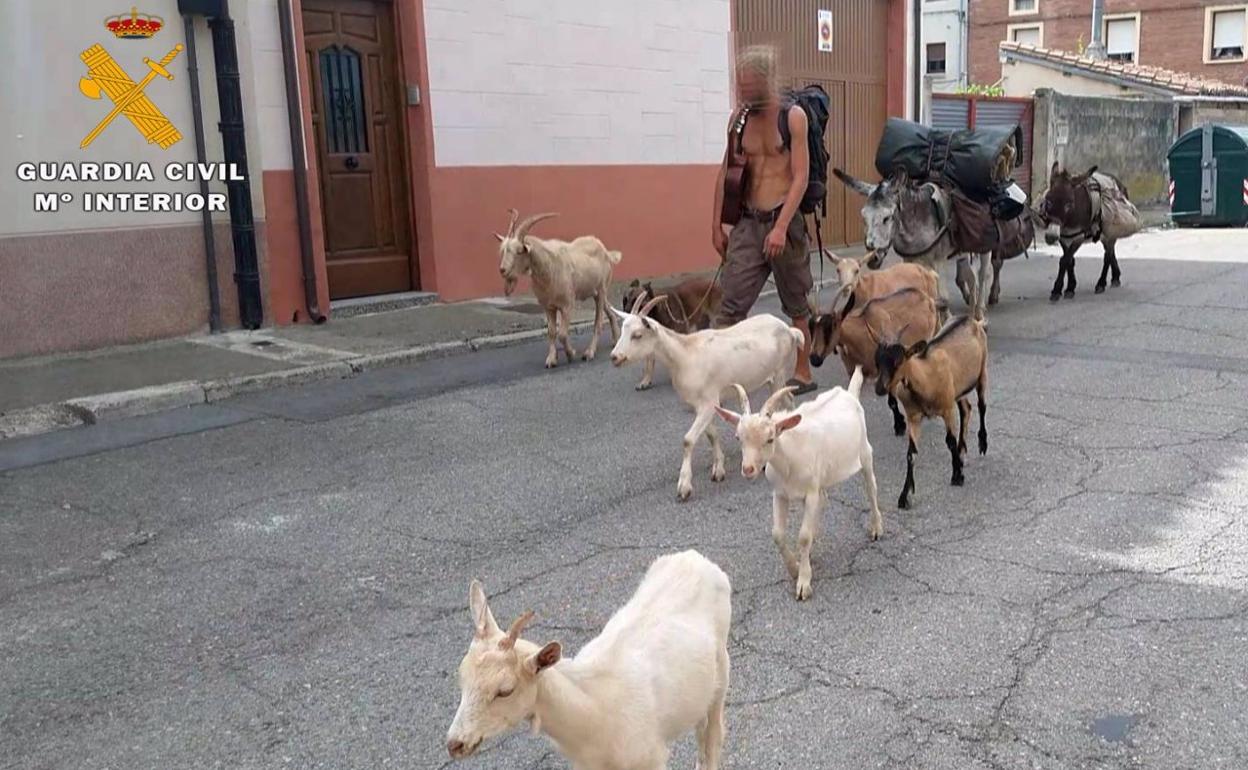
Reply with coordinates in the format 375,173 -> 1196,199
1086,0 -> 1107,60
911,0 -> 923,119
277,0 -> 326,324
208,6 -> 264,329
182,13 -> 222,333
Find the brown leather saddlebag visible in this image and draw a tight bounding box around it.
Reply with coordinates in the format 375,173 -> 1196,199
949,188 -> 998,253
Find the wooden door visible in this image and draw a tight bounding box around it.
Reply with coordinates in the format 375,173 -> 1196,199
733,0 -> 890,248
303,0 -> 414,298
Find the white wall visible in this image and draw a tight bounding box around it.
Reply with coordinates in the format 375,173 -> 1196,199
922,0 -> 967,93
422,0 -> 732,167
1000,58 -> 1143,98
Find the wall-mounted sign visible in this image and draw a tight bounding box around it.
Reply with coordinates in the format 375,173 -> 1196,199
817,9 -> 833,52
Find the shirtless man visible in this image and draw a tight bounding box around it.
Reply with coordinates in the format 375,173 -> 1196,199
712,45 -> 816,394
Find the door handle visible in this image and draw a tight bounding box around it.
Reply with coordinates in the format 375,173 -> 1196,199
345,156 -> 359,170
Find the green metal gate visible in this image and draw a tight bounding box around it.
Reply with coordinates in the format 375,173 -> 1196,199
1167,124 -> 1248,227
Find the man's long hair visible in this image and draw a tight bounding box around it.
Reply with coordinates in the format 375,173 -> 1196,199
737,45 -> 780,104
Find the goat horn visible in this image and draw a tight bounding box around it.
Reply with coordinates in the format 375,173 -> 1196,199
514,211 -> 559,242
499,610 -> 535,650
629,288 -> 648,315
505,208 -> 520,237
638,294 -> 668,319
732,384 -> 752,415
762,386 -> 799,416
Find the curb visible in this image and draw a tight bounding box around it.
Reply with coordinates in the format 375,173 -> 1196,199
1,279 -> 836,442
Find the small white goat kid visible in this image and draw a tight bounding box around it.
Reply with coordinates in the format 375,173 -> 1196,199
496,209 -> 622,368
716,367 -> 884,601
446,550 -> 732,770
610,294 -> 804,501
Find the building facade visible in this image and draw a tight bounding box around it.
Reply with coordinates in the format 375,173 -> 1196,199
969,0 -> 1248,88
1,0 -> 914,360
923,0 -> 970,92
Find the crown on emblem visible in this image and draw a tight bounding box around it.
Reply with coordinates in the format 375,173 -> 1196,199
105,7 -> 164,39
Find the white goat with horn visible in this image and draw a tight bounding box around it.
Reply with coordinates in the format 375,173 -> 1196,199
610,292 -> 804,501
496,209 -> 622,368
446,550 -> 732,770
715,367 -> 883,600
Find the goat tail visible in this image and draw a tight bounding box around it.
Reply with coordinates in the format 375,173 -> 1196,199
848,365 -> 865,401
606,250 -> 623,265
789,327 -> 806,352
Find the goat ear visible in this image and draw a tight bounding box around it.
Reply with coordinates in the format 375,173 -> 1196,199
525,641 -> 562,675
905,340 -> 928,358
609,305 -> 629,321
714,405 -> 740,426
469,580 -> 500,638
776,414 -> 802,434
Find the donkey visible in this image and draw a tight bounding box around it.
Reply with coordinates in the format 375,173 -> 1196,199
833,168 -> 994,316
1037,163 -> 1132,302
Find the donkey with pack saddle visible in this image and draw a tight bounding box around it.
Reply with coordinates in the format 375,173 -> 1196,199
832,119 -> 1034,313
1036,162 -> 1142,302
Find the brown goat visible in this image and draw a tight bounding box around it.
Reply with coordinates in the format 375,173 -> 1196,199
620,277 -> 722,390
873,308 -> 988,510
826,253 -> 943,321
809,287 -> 942,436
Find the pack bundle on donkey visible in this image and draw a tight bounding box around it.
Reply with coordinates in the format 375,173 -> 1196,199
832,118 -> 1037,308
1037,163 -> 1142,302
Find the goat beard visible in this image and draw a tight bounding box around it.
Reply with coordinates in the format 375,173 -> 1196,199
502,276 -> 518,296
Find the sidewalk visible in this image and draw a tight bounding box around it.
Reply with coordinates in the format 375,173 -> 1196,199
0,251 -> 849,440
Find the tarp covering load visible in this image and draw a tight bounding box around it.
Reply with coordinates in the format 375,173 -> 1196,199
874,117 -> 1024,202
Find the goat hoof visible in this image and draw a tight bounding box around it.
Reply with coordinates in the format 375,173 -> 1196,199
979,436 -> 988,455
897,495 -> 911,510
544,360 -> 557,369
1111,278 -> 1121,287
1049,292 -> 1061,303
710,468 -> 726,483
635,382 -> 653,391
1063,289 -> 1076,299
893,424 -> 906,437
677,485 -> 693,502
795,581 -> 813,601
1095,284 -> 1106,294
581,351 -> 595,362
951,474 -> 965,487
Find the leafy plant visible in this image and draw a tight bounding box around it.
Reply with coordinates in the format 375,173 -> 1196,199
956,83 -> 1005,97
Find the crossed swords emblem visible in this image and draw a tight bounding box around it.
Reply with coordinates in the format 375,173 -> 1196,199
78,43 -> 184,149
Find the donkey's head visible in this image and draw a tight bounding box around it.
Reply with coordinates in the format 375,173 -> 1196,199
833,168 -> 900,260
1038,163 -> 1097,228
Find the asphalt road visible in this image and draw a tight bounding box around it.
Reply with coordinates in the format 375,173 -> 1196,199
3,252 -> 1248,769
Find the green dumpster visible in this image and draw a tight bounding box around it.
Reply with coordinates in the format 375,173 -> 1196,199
1167,124 -> 1248,227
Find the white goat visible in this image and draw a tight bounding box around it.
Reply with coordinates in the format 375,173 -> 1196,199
715,367 -> 883,601
609,294 -> 804,501
496,209 -> 622,368
446,550 -> 732,770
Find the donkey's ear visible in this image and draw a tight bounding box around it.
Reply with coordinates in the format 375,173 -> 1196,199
1050,161 -> 1061,180
1084,165 -> 1099,178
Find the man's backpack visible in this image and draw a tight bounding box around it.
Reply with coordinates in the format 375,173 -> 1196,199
779,84 -> 831,216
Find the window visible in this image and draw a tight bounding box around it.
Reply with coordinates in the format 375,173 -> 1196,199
1008,23 -> 1043,48
1206,6 -> 1247,63
1010,0 -> 1038,16
319,45 -> 369,154
1104,14 -> 1139,64
926,42 -> 947,74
